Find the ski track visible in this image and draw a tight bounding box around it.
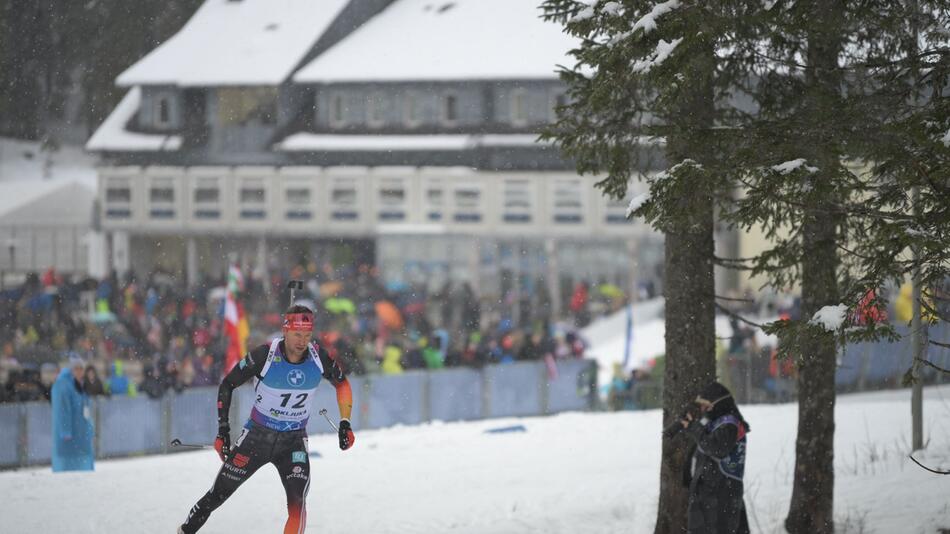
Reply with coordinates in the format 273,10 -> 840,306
1,386 -> 949,533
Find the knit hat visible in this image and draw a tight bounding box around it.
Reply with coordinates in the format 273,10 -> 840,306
698,380 -> 745,425
697,381 -> 731,405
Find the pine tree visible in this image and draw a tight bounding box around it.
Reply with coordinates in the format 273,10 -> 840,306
719,1 -> 950,531
0,0 -> 202,139
543,1 -> 949,532
540,2 -> 761,531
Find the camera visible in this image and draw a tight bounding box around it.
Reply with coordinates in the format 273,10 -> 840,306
662,401 -> 702,439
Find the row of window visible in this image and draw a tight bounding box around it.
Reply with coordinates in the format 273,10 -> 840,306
103,182 -> 627,225
149,88 -> 571,131
328,90 -> 568,129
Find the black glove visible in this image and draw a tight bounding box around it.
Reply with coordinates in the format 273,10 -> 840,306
662,402 -> 702,439
214,422 -> 231,462
338,419 -> 355,450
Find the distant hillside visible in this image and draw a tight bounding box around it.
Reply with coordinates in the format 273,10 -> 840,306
0,0 -> 202,143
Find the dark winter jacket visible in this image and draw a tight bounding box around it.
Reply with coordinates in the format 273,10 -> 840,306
683,382 -> 750,534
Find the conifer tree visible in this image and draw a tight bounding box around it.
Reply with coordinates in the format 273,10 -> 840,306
540,2 -> 761,531
720,2 -> 949,531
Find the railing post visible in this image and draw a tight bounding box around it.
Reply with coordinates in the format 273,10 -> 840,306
358,377 -> 371,430
480,367 -> 491,419
162,395 -> 173,454
422,372 -> 432,424
17,403 -> 28,468
586,360 -> 598,410
93,397 -> 102,459
540,361 -> 550,415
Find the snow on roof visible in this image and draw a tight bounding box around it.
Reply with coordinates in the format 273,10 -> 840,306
275,133 -> 554,151
85,88 -> 182,152
294,0 -> 579,83
0,137 -> 98,190
116,0 -> 350,87
0,180 -> 95,225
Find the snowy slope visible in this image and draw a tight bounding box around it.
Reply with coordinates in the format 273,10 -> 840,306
581,299 -> 778,387
1,386 -> 948,533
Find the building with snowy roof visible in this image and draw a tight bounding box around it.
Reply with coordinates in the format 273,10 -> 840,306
87,0 -> 665,316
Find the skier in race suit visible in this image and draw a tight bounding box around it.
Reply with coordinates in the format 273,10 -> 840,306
179,305 -> 355,534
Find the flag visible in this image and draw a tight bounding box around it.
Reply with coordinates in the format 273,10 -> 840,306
223,265 -> 249,375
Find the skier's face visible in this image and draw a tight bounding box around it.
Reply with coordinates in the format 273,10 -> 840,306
284,328 -> 312,358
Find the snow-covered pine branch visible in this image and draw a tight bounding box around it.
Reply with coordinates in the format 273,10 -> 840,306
771,158 -> 819,174
631,0 -> 681,34
625,192 -> 651,218
809,304 -> 849,332
632,38 -> 684,73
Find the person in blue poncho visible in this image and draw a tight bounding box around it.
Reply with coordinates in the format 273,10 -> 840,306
51,356 -> 95,472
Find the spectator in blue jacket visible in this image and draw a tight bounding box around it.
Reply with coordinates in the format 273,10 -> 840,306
51,356 -> 94,472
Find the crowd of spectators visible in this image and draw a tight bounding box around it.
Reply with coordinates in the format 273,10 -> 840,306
0,261 -> 597,404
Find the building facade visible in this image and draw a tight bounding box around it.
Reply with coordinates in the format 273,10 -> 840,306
87,0 -> 666,318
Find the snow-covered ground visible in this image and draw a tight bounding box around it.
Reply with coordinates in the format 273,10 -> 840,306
2,386 -> 949,533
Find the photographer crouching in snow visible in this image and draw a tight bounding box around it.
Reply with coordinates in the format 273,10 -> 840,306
665,381 -> 750,534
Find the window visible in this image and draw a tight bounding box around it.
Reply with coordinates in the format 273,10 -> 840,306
511,89 -> 528,126
106,208 -> 131,218
455,188 -> 480,208
217,88 -> 277,125
551,91 -> 568,121
194,187 -> 219,203
425,186 -> 443,222
379,187 -> 405,205
503,179 -> 531,223
504,183 -> 531,209
330,93 -> 346,127
553,179 -> 584,224
156,96 -> 172,127
454,187 -> 481,223
404,91 -> 420,127
286,188 -> 310,204
106,187 -> 131,203
442,93 -> 458,124
240,187 -> 265,203
367,93 -> 385,127
285,187 -> 311,220
332,188 -> 356,205
150,187 -> 174,203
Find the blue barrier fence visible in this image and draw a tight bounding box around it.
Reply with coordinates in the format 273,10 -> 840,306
835,322 -> 950,388
1,359 -> 596,468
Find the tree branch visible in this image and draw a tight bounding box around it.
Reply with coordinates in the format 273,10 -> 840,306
909,455 -> 950,475
715,302 -> 765,329
925,340 -> 950,352
715,294 -> 755,303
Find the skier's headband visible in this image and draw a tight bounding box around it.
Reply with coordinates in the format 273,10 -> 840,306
283,313 -> 313,331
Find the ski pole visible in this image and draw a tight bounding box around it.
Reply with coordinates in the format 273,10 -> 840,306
169,438 -> 213,449
318,408 -> 338,432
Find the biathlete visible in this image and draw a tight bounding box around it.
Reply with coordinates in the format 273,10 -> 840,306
179,304 -> 355,534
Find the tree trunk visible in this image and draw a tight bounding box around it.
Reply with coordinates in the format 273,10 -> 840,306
786,6 -> 842,530
653,34 -> 718,534
654,200 -> 716,534
785,207 -> 839,534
